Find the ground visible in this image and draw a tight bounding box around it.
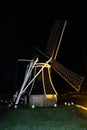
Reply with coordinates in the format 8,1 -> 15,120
0,105 -> 87,130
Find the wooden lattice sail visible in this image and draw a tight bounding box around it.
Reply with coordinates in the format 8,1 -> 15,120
51,60 -> 85,92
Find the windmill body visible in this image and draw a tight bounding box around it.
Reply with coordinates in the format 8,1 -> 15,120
13,20 -> 85,108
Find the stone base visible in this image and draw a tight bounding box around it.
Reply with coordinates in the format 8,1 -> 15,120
29,94 -> 57,107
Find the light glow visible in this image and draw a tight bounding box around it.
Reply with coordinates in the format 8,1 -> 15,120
15,105 -> 17,109
71,102 -> 74,105
32,105 -> 35,108
64,102 -> 67,105
9,104 -> 11,107
46,94 -> 57,99
76,104 -> 87,111
68,103 -> 70,106
54,104 -> 57,107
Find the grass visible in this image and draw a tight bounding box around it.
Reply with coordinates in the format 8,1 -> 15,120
0,105 -> 87,130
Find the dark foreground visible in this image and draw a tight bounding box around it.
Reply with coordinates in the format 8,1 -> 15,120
0,105 -> 87,130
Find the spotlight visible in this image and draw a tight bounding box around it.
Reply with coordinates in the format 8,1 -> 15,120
32,105 -> 35,108
64,102 -> 67,105
15,105 -> 17,109
71,102 -> 74,105
54,104 -> 57,107
68,103 -> 70,106
8,104 -> 11,107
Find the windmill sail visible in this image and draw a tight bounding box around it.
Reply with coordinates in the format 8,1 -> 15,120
46,20 -> 67,60
33,19 -> 85,92
51,60 -> 85,92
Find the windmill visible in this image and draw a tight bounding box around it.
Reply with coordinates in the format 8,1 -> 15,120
13,19 -> 85,108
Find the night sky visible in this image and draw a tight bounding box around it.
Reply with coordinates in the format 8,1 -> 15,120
0,6 -> 87,95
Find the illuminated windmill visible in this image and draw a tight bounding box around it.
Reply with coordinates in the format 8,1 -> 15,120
14,20 -> 85,108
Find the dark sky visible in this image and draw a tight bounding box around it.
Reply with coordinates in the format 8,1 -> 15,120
0,7 -> 87,95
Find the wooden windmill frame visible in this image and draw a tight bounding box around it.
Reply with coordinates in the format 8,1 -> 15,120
13,20 -> 85,108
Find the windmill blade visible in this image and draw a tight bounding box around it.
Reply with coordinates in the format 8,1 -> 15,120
46,20 -> 67,60
51,60 -> 85,92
